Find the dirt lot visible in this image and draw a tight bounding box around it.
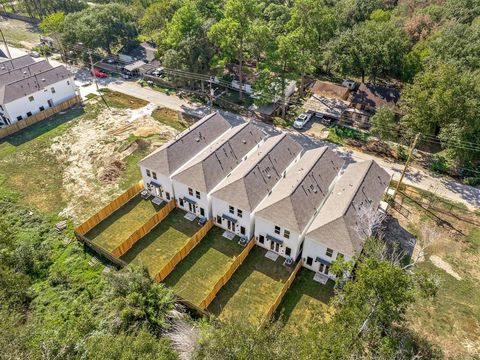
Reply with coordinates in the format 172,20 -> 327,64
0,93 -> 180,222
385,189 -> 480,358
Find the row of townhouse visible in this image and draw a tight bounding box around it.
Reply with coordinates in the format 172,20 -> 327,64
0,55 -> 77,126
138,112 -> 390,279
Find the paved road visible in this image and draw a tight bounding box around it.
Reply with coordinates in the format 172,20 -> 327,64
3,45 -> 479,210
108,82 -> 480,211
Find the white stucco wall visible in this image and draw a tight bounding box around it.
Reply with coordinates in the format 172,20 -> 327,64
2,77 -> 76,124
254,216 -> 302,259
140,165 -> 174,202
172,180 -> 210,218
301,238 -> 351,278
211,197 -> 253,238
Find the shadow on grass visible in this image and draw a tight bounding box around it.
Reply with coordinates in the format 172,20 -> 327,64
275,267 -> 334,324
121,208 -> 200,264
208,246 -> 292,317
2,106 -> 85,147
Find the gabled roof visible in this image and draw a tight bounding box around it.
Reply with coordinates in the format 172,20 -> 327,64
311,80 -> 350,100
352,83 -> 400,111
138,112 -> 231,176
173,122 -> 266,193
0,55 -> 36,73
211,133 -> 303,211
0,65 -> 73,104
255,147 -> 344,233
0,60 -> 52,87
306,160 -> 391,257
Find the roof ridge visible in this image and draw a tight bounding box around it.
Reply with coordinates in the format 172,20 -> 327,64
4,64 -> 68,87
339,160 -> 374,218
243,133 -> 287,177
290,147 -> 328,195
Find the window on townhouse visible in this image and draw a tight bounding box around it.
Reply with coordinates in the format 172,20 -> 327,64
51,87 -> 56,94
146,169 -> 151,177
285,247 -> 291,256
326,248 -> 333,257
237,209 -> 242,218
166,192 -> 171,200
284,229 -> 290,239
188,188 -> 193,196
26,112 -> 32,117
28,96 -> 34,102
152,172 -> 157,180
16,116 -> 22,121
67,81 -> 70,85
274,225 -> 280,235
216,215 -> 222,224
229,205 -> 234,214
39,106 -> 44,111
306,257 -> 313,266
258,235 -> 265,244
195,191 -> 201,199
240,226 -> 245,235
200,207 -> 205,216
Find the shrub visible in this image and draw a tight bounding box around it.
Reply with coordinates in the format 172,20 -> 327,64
430,155 -> 449,173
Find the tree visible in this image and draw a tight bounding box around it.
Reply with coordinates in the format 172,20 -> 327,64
62,4 -> 137,54
370,106 -> 398,141
400,63 -> 480,165
139,0 -> 180,38
208,0 -> 260,100
326,19 -> 410,82
19,0 -> 86,19
40,11 -> 67,62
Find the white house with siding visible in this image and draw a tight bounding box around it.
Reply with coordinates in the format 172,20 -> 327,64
138,112 -> 231,201
172,122 -> 266,218
254,147 -> 344,260
0,55 -> 77,126
210,133 -> 303,239
302,160 -> 391,278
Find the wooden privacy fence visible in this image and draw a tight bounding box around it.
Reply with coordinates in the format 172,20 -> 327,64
75,232 -> 127,268
154,219 -> 214,282
111,199 -> 176,257
0,95 -> 81,140
75,180 -> 144,236
261,259 -> 303,328
198,237 -> 255,310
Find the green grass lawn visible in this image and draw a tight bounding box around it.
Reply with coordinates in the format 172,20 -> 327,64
121,209 -> 201,277
152,107 -> 189,132
208,246 -> 292,325
86,195 -> 162,252
99,89 -> 148,109
0,18 -> 40,48
163,226 -> 243,305
276,268 -> 334,331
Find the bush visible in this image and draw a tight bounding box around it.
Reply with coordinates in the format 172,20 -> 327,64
430,155 -> 449,173
463,177 -> 480,186
396,144 -> 408,162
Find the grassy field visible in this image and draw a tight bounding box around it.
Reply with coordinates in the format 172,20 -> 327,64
0,17 -> 40,48
208,246 -> 292,325
163,226 -> 243,305
152,107 -> 189,132
121,209 -> 201,277
389,189 -> 480,358
86,195 -> 161,252
99,89 -> 149,109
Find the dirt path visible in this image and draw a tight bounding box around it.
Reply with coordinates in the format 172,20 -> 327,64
430,255 -> 462,280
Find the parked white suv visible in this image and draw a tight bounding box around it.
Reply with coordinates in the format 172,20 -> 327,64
342,79 -> 357,90
293,113 -> 313,129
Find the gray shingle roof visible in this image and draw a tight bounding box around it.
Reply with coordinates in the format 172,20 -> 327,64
173,122 -> 266,193
138,112 -> 231,176
306,160 -> 391,257
255,147 -> 344,233
0,65 -> 73,104
211,133 -> 303,211
0,60 -> 52,87
0,55 -> 36,73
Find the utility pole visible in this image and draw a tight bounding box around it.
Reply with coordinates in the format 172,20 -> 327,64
88,50 -> 100,93
0,28 -> 11,59
392,133 -> 421,201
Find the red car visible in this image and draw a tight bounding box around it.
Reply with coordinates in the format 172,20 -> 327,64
91,68 -> 108,78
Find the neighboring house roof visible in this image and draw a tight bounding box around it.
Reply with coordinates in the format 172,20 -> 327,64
0,55 -> 36,73
304,95 -> 349,119
306,160 -> 391,257
124,60 -> 146,72
139,112 -> 231,176
173,122 -> 266,193
211,133 -> 303,212
311,80 -> 350,100
0,60 -> 52,86
351,83 -> 400,112
0,65 -> 73,104
256,146 -> 345,234
119,42 -> 157,63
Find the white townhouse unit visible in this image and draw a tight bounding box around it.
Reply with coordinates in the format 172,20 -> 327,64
138,112 -> 231,202
254,147 -> 344,260
210,133 -> 303,239
302,160 -> 391,278
0,55 -> 77,126
172,122 -> 266,218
